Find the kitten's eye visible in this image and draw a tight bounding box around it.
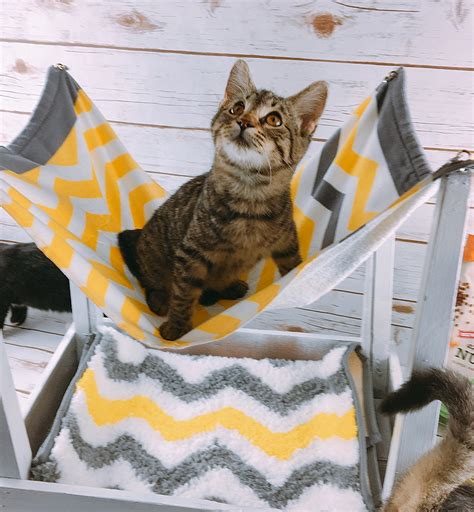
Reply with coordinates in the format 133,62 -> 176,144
265,112 -> 282,127
229,101 -> 245,116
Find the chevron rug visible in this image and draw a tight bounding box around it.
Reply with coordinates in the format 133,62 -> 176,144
32,326 -> 375,510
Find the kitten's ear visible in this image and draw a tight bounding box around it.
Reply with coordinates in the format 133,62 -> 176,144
224,60 -> 256,102
289,81 -> 328,136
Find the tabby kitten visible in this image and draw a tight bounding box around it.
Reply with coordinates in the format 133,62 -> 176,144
381,368 -> 474,511
119,60 -> 328,340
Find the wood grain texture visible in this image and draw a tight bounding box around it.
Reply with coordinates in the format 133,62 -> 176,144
3,310 -> 72,342
3,320 -> 66,410
5,343 -> 54,394
0,0 -> 472,68
0,43 -> 473,149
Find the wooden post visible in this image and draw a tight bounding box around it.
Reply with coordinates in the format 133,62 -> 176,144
70,283 -> 102,354
394,169 -> 472,476
0,332 -> 32,479
362,235 -> 395,480
381,350 -> 406,500
23,325 -> 79,456
362,235 -> 395,397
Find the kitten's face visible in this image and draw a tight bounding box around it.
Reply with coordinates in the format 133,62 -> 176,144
213,90 -> 295,170
212,60 -> 328,174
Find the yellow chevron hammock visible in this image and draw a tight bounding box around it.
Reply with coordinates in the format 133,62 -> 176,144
0,65 -> 435,347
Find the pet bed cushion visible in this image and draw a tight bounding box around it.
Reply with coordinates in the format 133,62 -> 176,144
32,326 -> 379,511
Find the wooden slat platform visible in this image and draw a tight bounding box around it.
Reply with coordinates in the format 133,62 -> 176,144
3,310 -> 72,413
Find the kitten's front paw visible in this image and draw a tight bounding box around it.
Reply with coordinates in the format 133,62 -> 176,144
221,280 -> 249,300
159,320 -> 191,341
278,255 -> 303,277
199,288 -> 221,306
145,289 -> 169,316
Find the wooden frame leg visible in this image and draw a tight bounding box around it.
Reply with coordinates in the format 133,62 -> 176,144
70,283 -> 102,354
0,331 -> 32,479
362,235 -> 395,483
362,236 -> 395,397
389,170 -> 472,479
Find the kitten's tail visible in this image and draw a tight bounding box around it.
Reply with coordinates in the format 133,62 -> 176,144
381,368 -> 473,511
118,229 -> 143,282
381,367 -> 473,444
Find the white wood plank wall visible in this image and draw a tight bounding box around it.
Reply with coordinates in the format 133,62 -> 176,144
0,1 -> 473,382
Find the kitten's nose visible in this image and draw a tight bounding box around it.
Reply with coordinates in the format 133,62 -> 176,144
237,117 -> 254,131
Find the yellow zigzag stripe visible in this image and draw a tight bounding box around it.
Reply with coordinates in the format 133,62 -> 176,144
4,188 -> 36,228
78,370 -> 357,460
82,154 -> 137,246
335,97 -> 378,232
196,314 -> 241,338
84,123 -> 116,151
247,283 -> 281,312
42,168 -> 102,231
74,89 -> 93,115
128,182 -> 166,229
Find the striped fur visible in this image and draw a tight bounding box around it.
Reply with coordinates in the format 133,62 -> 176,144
119,60 -> 328,340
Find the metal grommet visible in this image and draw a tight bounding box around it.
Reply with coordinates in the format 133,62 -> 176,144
54,63 -> 69,71
453,149 -> 471,161
384,70 -> 398,82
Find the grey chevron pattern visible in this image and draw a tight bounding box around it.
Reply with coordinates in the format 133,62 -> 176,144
54,414 -> 360,508
309,128 -> 346,249
312,129 -> 341,192
99,337 -> 349,415
312,179 -> 345,249
32,334 -> 369,510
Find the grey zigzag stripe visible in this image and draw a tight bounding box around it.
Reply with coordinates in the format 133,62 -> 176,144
59,414 -> 361,509
312,179 -> 345,249
99,337 -> 349,415
312,129 -> 340,192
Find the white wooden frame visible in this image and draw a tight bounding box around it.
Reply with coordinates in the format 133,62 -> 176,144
0,170 -> 471,511
383,168 -> 473,494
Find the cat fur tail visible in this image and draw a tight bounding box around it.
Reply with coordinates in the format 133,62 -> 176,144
380,368 -> 473,511
118,229 -> 143,281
